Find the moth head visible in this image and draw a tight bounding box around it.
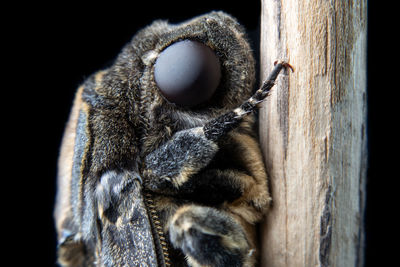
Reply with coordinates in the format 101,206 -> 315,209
121,11 -> 255,115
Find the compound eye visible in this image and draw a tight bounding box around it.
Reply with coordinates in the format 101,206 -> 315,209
154,40 -> 221,107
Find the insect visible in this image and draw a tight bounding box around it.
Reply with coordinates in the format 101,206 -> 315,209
54,11 -> 291,267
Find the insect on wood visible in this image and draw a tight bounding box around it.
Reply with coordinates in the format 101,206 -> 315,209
54,11 -> 292,267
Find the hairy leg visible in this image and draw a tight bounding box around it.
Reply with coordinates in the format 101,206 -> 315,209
168,204 -> 255,267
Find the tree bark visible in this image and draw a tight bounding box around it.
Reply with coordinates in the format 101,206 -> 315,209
259,1 -> 367,266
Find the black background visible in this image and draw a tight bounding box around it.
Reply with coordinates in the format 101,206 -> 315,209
7,1 -> 389,266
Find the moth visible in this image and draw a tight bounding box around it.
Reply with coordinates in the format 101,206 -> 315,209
54,11 -> 291,267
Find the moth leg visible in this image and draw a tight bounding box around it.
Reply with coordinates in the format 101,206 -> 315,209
57,231 -> 95,267
143,62 -> 291,192
204,61 -> 292,141
143,127 -> 218,192
249,60 -> 293,107
169,204 -> 253,267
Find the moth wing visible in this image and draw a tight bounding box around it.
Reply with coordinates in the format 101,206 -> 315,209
54,85 -> 95,266
55,79 -> 162,266
98,178 -> 160,266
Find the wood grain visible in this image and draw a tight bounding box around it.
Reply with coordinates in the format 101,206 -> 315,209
259,1 -> 367,266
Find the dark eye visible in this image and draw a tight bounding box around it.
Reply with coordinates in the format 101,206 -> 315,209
154,40 -> 221,107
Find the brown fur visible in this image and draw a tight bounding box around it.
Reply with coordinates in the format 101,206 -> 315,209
55,12 -> 271,267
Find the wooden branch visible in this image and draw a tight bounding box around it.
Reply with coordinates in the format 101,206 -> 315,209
259,1 -> 367,266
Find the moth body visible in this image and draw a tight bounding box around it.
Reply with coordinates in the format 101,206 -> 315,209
55,11 -> 289,267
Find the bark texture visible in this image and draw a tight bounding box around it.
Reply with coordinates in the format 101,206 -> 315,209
259,1 -> 367,266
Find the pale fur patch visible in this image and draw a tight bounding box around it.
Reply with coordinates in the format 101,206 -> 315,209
141,50 -> 159,66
